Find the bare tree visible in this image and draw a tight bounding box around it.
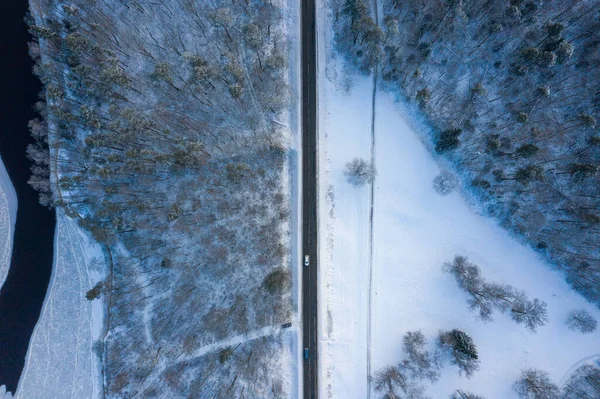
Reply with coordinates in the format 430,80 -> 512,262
344,157 -> 376,186
400,331 -> 440,383
513,369 -> 560,399
452,390 -> 485,399
444,255 -> 548,331
373,365 -> 428,399
563,364 -> 600,398
510,293 -> 548,332
445,256 -> 492,318
565,309 -> 597,333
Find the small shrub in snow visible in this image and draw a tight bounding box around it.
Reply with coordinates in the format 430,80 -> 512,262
92,340 -> 103,358
452,390 -> 485,399
438,329 -> 480,378
513,369 -> 560,399
218,347 -> 234,364
432,171 -> 456,196
435,128 -> 462,153
562,364 -> 600,398
444,255 -> 548,331
262,268 -> 290,294
344,157 -> 376,186
565,309 -> 597,333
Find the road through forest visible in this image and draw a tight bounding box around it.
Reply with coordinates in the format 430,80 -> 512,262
301,0 -> 318,397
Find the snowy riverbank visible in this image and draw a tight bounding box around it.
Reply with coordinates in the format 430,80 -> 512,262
0,156 -> 17,399
15,211 -> 104,399
0,156 -> 17,291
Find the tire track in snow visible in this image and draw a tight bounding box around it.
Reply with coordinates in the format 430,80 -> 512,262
177,325 -> 281,363
66,218 -> 84,399
366,68 -> 377,399
366,1 -> 380,397
559,353 -> 600,386
73,219 -> 100,399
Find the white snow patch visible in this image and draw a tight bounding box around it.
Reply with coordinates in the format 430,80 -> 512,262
0,385 -> 13,399
16,210 -> 105,399
0,156 -> 17,291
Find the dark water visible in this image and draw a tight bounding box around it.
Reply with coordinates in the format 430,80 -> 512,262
0,0 -> 56,392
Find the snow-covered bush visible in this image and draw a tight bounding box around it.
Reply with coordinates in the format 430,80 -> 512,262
85,281 -> 103,301
432,171 -> 456,196
565,309 -> 597,333
344,157 -> 376,186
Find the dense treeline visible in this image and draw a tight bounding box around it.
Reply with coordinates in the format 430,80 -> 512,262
333,0 -> 600,305
28,0 -> 293,397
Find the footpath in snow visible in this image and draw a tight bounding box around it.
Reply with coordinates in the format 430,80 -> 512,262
0,157 -> 17,291
318,22 -> 600,399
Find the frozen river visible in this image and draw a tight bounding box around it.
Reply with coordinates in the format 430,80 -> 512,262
0,0 -> 56,392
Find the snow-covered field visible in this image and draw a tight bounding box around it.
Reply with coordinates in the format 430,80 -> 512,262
0,157 -> 17,291
317,6 -> 600,399
15,211 -> 104,399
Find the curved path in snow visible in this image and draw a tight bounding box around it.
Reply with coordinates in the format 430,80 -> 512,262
16,212 -> 102,399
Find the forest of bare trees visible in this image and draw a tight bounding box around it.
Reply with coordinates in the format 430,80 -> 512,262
27,0 -> 295,397
333,0 -> 600,306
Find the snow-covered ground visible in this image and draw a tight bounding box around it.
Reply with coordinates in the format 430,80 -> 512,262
15,210 -> 104,399
0,386 -> 13,399
0,156 -> 17,399
0,157 -> 17,291
317,5 -> 600,399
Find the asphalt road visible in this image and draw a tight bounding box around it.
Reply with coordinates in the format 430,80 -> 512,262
301,0 -> 318,397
